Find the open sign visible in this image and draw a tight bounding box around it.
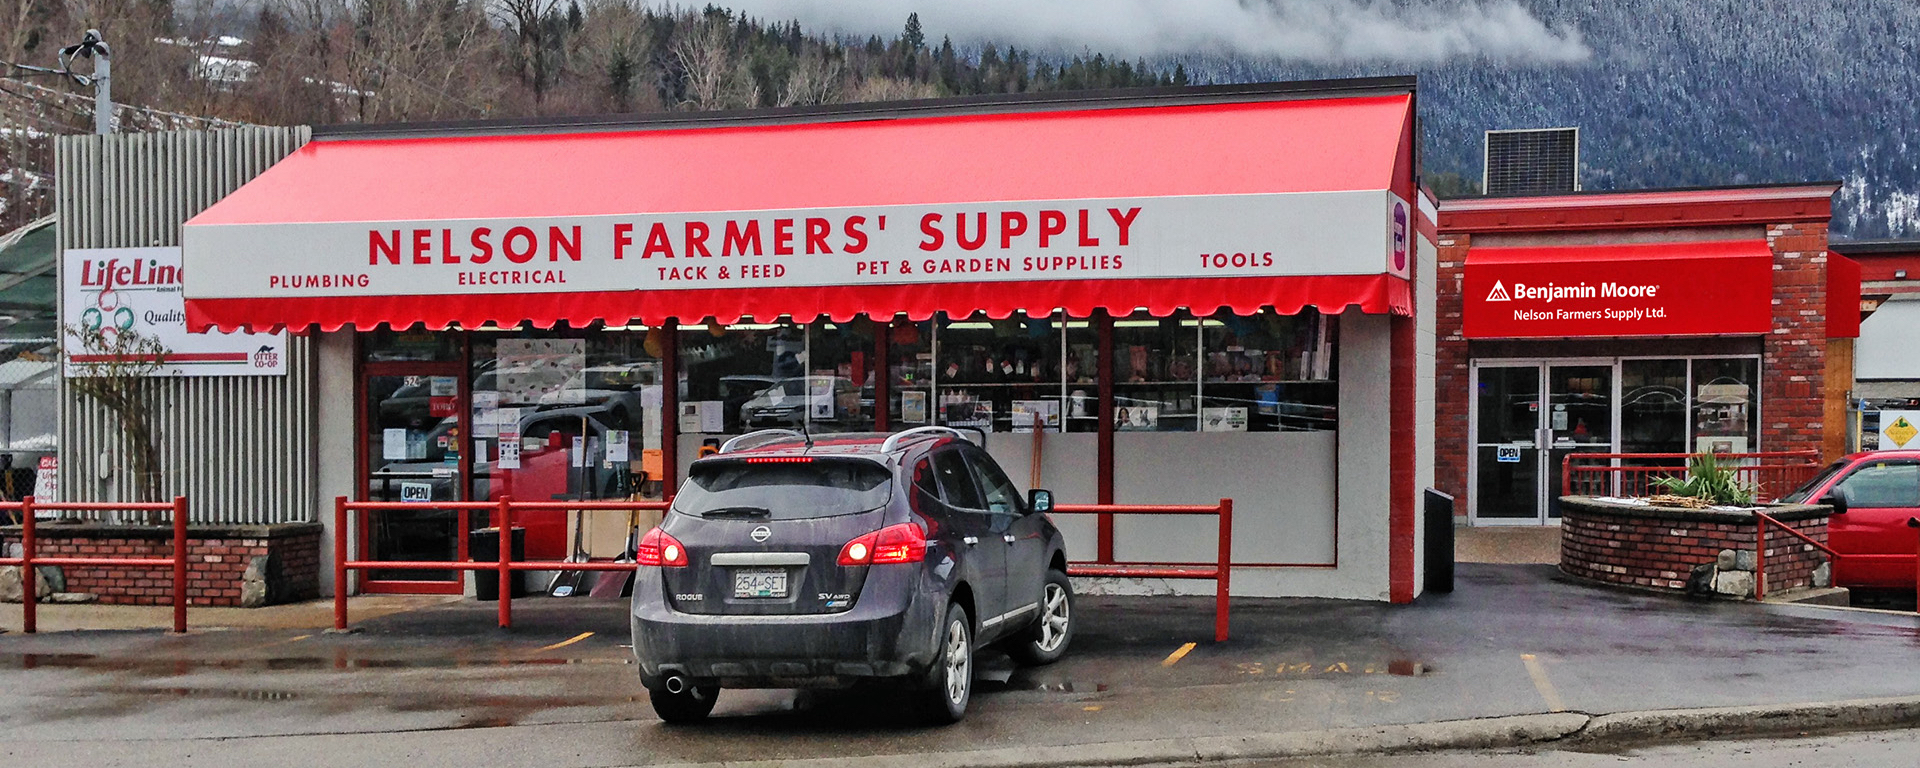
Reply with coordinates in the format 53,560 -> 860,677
1495,445 -> 1522,463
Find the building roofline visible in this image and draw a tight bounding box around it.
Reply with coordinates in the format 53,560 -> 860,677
1832,238 -> 1920,256
1438,182 -> 1840,234
310,76 -> 1417,141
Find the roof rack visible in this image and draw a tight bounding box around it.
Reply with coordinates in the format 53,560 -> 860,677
880,426 -> 984,454
719,429 -> 804,454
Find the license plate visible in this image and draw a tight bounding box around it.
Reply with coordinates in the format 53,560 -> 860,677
732,569 -> 788,599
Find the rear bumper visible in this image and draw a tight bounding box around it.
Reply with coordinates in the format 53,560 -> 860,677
630,564 -> 943,689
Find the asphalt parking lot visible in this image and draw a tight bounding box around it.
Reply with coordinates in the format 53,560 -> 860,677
2,564 -> 1918,768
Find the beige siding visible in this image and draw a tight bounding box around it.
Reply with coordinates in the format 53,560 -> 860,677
55,127 -> 316,523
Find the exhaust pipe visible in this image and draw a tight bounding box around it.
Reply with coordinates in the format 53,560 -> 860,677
664,675 -> 688,694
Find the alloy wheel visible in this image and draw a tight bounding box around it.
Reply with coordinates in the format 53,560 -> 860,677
1037,583 -> 1070,652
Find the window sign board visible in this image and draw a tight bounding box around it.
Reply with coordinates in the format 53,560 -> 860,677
64,247 -> 287,376
1877,410 -> 1920,451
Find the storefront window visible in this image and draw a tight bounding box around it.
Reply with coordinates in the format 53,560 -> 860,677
1200,309 -> 1337,432
802,318 -> 877,434
886,318 -> 935,427
678,320 -> 802,439
471,327 -> 665,509
1692,358 -> 1759,453
935,311 -> 1064,433
1112,311 -> 1199,432
1620,359 -> 1687,454
363,324 -> 460,361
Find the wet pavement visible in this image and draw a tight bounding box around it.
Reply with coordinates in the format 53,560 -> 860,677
1,564 -> 1917,767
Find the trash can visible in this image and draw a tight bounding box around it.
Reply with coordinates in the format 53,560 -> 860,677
470,526 -> 528,601
1424,489 -> 1455,594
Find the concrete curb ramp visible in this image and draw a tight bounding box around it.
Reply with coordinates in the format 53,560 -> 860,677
644,696 -> 1920,768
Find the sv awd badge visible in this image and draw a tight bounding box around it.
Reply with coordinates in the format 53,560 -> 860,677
750,525 -> 772,543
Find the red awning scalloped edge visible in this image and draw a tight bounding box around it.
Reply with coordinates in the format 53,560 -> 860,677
186,274 -> 1411,334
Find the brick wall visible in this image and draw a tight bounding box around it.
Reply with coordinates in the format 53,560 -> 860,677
1560,501 -> 1828,596
2,524 -> 321,607
1434,234 -> 1472,515
1763,222 -> 1830,460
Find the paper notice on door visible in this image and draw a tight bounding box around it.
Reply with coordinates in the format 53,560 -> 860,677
607,430 -> 631,463
571,435 -> 587,467
497,438 -> 521,469
383,428 -> 408,460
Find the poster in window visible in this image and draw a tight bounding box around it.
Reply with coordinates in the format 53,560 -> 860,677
1011,400 -> 1060,433
946,400 -> 993,429
1115,405 -> 1160,431
1202,407 -> 1248,432
901,391 -> 929,423
809,379 -> 836,420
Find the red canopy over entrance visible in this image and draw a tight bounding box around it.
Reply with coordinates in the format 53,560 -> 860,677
183,86 -> 1417,332
1462,239 -> 1776,339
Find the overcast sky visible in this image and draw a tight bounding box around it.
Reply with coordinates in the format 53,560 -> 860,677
689,0 -> 1591,64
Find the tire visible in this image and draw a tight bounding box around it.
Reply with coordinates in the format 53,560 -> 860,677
649,684 -> 720,724
1006,570 -> 1074,666
915,603 -> 974,724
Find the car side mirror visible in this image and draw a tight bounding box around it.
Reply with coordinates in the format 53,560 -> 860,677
1028,488 -> 1053,514
1821,487 -> 1850,515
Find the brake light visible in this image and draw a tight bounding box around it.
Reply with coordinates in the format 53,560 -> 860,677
636,527 -> 688,567
744,456 -> 813,464
838,523 -> 927,566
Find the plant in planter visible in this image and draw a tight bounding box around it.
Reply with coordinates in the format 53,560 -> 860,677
1649,452 -> 1755,508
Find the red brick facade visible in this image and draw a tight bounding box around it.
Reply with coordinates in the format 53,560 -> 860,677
1560,500 -> 1829,596
1433,186 -> 1842,521
2,524 -> 321,607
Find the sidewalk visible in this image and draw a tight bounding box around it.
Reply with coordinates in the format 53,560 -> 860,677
0,594 -> 456,633
1,564 -> 1917,768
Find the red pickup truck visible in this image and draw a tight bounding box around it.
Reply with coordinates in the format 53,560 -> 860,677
1780,451 -> 1920,591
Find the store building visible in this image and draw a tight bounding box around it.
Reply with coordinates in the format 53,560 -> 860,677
54,79 -> 1437,604
1434,184 -> 1863,525
1836,238 -> 1920,449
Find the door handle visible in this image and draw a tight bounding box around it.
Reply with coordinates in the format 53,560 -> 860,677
963,536 -> 979,546
1003,534 -> 1018,545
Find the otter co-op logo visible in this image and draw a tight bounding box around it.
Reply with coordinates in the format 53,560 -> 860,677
251,345 -> 280,369
1485,281 -> 1512,302
1391,200 -> 1409,272
750,526 -> 772,543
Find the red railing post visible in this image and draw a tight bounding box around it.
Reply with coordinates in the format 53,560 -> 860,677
172,496 -> 188,634
1754,516 -> 1767,602
21,495 -> 35,634
1215,498 -> 1232,643
333,496 -> 349,631
1908,518 -> 1919,614
497,496 -> 513,630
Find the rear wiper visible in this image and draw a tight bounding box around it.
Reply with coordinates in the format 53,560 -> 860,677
700,507 -> 772,519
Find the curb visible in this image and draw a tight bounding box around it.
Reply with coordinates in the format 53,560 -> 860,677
643,696 -> 1920,768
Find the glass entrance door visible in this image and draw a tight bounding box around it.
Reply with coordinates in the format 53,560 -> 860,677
1472,361 -> 1618,525
362,367 -> 469,592
1474,365 -> 1544,522
1545,364 -> 1613,519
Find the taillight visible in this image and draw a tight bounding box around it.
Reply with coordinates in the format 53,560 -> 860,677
636,527 -> 688,567
839,523 -> 926,566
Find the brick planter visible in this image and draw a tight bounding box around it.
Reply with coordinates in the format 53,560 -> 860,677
1559,497 -> 1831,598
1,522 -> 322,607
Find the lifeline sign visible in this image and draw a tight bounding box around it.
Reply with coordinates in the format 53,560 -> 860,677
1462,240 -> 1773,339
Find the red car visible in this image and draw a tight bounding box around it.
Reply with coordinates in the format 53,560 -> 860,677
1781,451 -> 1920,591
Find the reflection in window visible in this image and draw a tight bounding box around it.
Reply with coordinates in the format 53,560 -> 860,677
1112,311 -> 1199,432
1199,309 -> 1336,432
1621,360 -> 1687,454
1836,462 -> 1920,508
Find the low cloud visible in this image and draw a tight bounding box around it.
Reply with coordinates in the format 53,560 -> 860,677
698,0 -> 1591,64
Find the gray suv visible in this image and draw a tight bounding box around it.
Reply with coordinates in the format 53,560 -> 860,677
629,427 -> 1074,724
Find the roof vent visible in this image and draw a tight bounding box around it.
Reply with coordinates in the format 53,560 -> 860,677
1483,128 -> 1579,195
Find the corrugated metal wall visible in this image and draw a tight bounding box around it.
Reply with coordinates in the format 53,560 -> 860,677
55,126 -> 317,524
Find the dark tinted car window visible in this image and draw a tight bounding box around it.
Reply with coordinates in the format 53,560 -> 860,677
966,449 -> 1023,515
932,450 -> 985,510
1835,461 -> 1920,508
676,459 -> 893,520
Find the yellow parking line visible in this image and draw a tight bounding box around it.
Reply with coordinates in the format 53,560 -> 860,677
1162,642 -> 1197,667
537,631 -> 595,652
1521,653 -> 1568,713
234,634 -> 311,653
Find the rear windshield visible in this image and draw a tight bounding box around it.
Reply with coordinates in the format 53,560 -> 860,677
675,459 -> 894,520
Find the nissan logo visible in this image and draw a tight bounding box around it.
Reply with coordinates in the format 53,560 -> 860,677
750,526 -> 772,543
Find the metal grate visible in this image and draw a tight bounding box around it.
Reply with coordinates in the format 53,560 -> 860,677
1483,128 -> 1579,195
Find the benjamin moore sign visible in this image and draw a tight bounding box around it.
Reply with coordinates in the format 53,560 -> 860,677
64,247 -> 287,376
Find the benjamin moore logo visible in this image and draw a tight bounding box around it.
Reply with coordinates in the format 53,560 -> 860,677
1486,281 -> 1511,302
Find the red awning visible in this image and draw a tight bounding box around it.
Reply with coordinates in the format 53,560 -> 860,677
184,92 -> 1416,332
1463,240 -> 1775,339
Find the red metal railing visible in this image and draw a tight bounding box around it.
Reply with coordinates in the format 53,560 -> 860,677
0,497 -> 191,634
1058,499 -> 1234,642
1752,511 -> 1841,603
1562,451 -> 1822,503
334,496 -> 669,630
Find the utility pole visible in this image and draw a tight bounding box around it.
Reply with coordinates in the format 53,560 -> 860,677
61,29 -> 112,134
